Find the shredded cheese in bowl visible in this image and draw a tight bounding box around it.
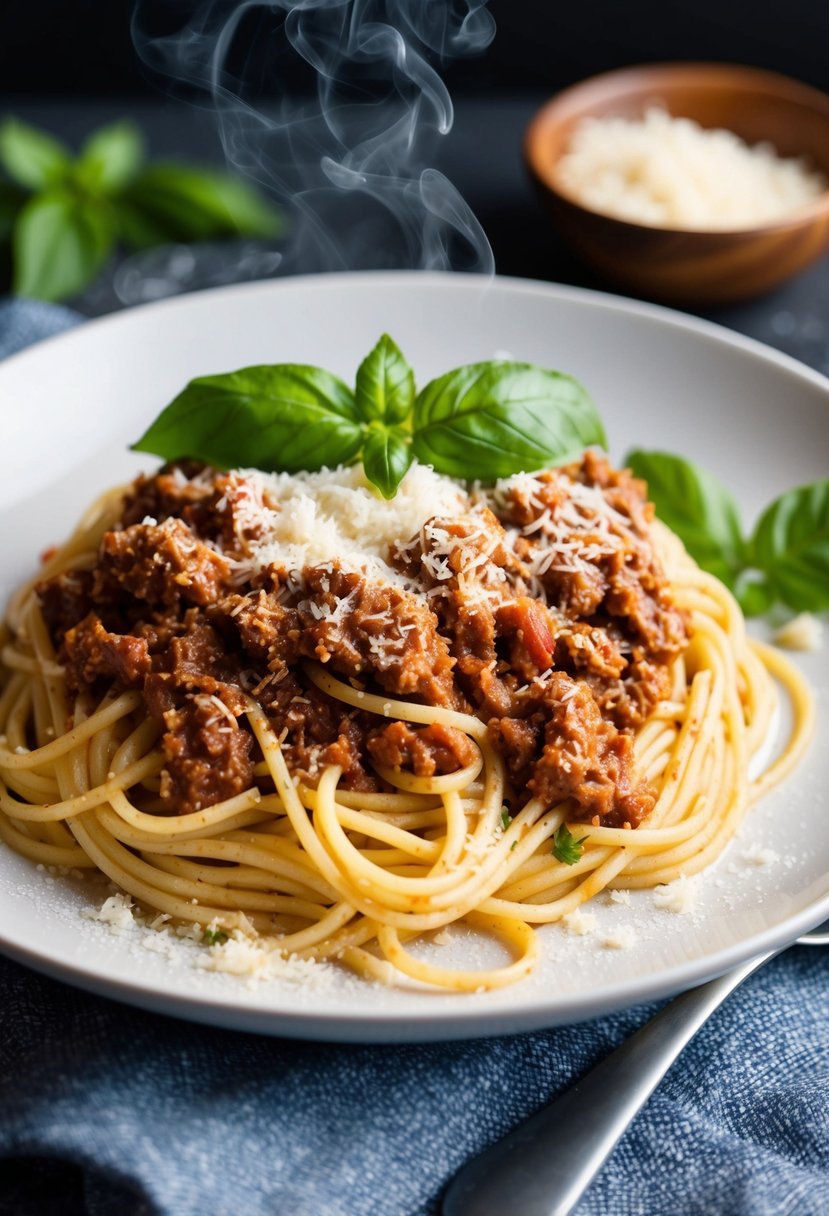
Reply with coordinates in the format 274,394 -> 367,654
556,106 -> 827,230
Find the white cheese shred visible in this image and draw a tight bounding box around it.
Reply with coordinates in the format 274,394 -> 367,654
601,926 -> 637,950
81,893 -> 136,934
234,463 -> 469,587
562,909 -> 597,937
653,874 -> 696,914
773,613 -> 823,652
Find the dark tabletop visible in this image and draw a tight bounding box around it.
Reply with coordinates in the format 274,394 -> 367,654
6,92 -> 829,378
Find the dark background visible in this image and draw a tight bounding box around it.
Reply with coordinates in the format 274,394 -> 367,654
2,0 -> 828,97
1,0 -> 828,376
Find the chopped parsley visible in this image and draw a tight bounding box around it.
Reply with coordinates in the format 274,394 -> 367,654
203,927 -> 229,946
500,807 -> 512,831
552,824 -> 587,865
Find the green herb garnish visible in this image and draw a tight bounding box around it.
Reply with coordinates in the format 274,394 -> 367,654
0,116 -> 280,302
362,426 -> 414,500
137,364 -> 363,476
203,927 -> 229,946
500,807 -> 512,831
355,333 -> 415,425
552,824 -> 587,865
626,450 -> 829,616
133,334 -> 603,501
411,361 -> 605,480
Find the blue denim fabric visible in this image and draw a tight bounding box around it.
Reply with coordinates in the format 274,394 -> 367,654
1,948 -> 828,1216
1,301 -> 828,1216
0,298 -> 81,358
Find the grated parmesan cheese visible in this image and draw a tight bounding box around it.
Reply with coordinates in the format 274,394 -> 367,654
140,930 -> 181,958
232,463 -> 469,586
602,925 -> 637,950
557,106 -> 827,230
196,928 -> 334,989
488,469 -> 634,598
562,909 -> 597,936
653,874 -> 696,914
773,613 -> 823,652
81,893 -> 135,934
741,843 -> 779,868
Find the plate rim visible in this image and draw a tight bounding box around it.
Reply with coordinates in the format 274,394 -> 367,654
1,890 -> 828,1043
4,268 -> 829,397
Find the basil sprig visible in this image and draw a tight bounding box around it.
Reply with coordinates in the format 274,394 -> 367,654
133,334 -> 603,500
0,116 -> 280,302
627,450 -> 829,616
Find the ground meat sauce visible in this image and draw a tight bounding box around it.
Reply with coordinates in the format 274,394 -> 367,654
37,456 -> 687,825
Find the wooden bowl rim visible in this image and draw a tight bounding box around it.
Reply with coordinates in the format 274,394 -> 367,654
524,61 -> 829,238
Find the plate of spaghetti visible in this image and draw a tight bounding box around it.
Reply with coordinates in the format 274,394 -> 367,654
0,272 -> 826,1041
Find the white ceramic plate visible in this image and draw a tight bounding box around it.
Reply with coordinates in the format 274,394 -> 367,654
1,272 -> 826,1042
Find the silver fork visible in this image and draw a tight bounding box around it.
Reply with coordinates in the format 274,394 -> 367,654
443,919 -> 829,1216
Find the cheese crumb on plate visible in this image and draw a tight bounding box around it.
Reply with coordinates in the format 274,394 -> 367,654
773,613 -> 823,652
601,925 -> 637,950
81,892 -> 135,934
562,909 -> 597,936
741,843 -> 780,868
653,874 -> 696,914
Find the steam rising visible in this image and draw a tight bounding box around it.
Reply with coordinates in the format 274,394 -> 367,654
132,0 -> 495,275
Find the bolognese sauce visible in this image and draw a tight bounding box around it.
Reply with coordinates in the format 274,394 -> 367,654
36,454 -> 687,826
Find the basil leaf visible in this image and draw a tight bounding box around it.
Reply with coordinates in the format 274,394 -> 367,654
0,118 -> 70,191
181,169 -> 281,237
355,334 -> 415,424
76,121 -> 144,193
12,192 -> 114,302
132,365 -> 363,473
362,427 -> 413,499
412,362 -> 605,479
122,165 -> 281,241
733,574 -> 775,618
625,450 -> 745,585
111,198 -> 178,249
749,480 -> 829,612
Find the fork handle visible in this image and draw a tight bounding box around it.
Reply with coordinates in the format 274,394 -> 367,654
442,952 -> 772,1216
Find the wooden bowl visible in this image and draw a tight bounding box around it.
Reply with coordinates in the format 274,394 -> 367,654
524,63 -> 829,306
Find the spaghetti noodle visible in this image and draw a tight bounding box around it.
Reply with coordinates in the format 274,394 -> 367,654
0,459 -> 814,992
